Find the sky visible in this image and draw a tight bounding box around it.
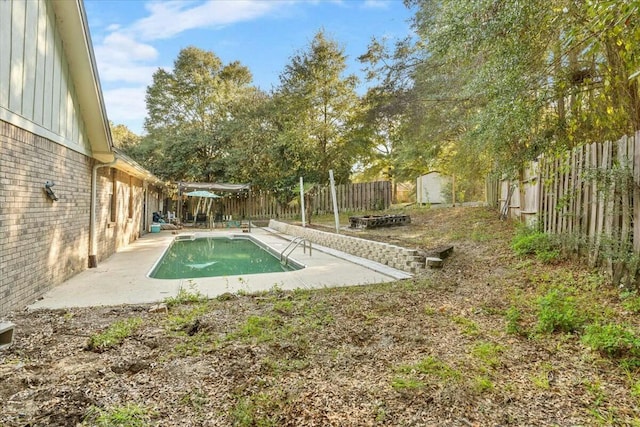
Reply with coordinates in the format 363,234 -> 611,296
83,0 -> 415,135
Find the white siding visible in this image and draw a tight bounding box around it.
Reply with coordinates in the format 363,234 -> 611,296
0,0 -> 12,107
21,0 -> 38,119
32,0 -> 47,124
9,0 -> 25,113
0,0 -> 90,155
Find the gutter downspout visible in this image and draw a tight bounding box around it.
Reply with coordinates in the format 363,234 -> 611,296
89,157 -> 118,268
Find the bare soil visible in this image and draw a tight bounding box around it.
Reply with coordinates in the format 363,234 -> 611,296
2,206 -> 639,426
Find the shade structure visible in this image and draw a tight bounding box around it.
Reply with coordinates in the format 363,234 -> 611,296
177,182 -> 252,232
185,190 -> 220,198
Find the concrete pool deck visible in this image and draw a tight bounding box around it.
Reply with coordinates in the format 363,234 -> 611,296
28,226 -> 411,310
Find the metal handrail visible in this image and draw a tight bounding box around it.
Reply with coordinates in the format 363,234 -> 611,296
280,237 -> 312,265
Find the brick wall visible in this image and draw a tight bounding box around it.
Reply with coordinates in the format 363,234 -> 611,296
268,220 -> 427,274
0,120 -> 92,314
0,120 -> 158,314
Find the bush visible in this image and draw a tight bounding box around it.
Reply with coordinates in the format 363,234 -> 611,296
536,288 -> 583,333
582,323 -> 640,358
511,227 -> 559,263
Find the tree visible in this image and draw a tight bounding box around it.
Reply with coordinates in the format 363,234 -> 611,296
141,46 -> 257,182
403,0 -> 640,175
274,30 -> 362,185
109,122 -> 140,152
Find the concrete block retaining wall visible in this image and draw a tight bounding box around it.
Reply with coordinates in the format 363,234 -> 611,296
268,220 -> 426,274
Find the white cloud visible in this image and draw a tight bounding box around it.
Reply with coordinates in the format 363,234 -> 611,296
94,32 -> 160,83
363,0 -> 391,9
93,0 -> 295,129
133,0 -> 290,40
102,87 -> 148,133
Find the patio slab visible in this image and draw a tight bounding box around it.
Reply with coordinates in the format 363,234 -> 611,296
28,227 -> 410,310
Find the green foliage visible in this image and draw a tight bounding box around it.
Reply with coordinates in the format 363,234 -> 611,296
87,318 -> 143,352
531,362 -> 553,390
451,315 -> 480,336
164,283 -> 207,307
631,380 -> 640,399
621,290 -> 640,313
396,356 -> 461,380
274,30 -> 361,184
391,377 -> 425,390
505,306 -> 524,335
139,46 -> 258,182
367,0 -> 640,183
582,323 -> 640,358
472,375 -> 494,393
471,341 -> 504,369
536,288 -> 583,334
84,404 -> 152,427
165,303 -> 209,332
511,226 -> 560,263
225,315 -> 287,344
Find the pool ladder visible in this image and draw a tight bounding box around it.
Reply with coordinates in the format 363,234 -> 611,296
280,237 -> 311,266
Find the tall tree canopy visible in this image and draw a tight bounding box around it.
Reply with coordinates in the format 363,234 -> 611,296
138,46 -> 257,182
364,0 -> 640,183
274,30 -> 362,184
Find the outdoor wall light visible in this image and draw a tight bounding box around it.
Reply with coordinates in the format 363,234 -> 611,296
44,180 -> 58,201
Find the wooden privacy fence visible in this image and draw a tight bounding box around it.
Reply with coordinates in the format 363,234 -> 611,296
499,130 -> 640,284
188,181 -> 392,220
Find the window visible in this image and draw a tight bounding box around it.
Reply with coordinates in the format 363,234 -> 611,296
128,176 -> 134,219
110,170 -> 117,223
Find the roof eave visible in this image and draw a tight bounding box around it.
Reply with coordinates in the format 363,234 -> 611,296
51,0 -> 113,161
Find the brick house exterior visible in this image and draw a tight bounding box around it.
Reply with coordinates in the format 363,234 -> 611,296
0,0 -> 164,314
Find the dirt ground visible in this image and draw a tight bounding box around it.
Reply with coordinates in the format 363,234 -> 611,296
2,206 -> 640,426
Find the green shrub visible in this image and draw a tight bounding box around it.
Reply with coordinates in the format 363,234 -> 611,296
620,291 -> 640,313
536,288 -> 582,333
582,323 -> 640,358
511,227 -> 559,263
505,306 -> 523,335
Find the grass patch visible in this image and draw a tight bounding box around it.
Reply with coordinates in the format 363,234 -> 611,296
472,375 -> 494,393
505,305 -> 525,335
165,303 -> 210,332
163,282 -> 207,307
451,315 -> 480,336
83,403 -> 153,426
231,390 -> 287,427
531,362 -> 553,390
395,356 -> 461,383
172,332 -> 214,357
225,315 -> 287,344
471,341 -> 504,369
86,317 -> 143,352
391,377 -> 425,390
620,291 -> 640,313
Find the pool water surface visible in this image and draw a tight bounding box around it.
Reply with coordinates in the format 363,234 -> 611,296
149,237 -> 300,279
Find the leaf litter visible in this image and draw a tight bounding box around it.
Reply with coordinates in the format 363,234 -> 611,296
1,207 -> 640,426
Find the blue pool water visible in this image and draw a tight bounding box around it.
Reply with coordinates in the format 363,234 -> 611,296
149,236 -> 300,279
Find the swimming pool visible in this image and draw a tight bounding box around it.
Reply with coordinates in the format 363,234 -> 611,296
149,235 -> 302,279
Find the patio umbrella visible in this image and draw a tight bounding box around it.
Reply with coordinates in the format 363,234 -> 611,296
185,190 -> 220,226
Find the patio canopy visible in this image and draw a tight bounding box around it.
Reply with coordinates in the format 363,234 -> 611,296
185,190 -> 221,198
178,182 -> 251,194
177,182 -> 252,230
